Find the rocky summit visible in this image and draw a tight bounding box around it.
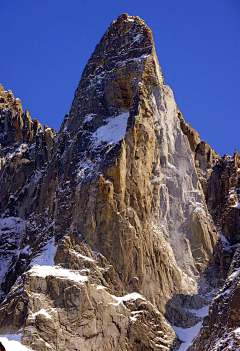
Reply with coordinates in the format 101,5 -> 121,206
0,13 -> 239,351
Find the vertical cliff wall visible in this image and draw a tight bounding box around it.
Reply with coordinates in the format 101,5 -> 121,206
56,14 -> 219,298
0,14 -> 234,351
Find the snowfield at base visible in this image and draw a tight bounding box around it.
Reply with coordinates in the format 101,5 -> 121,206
28,265 -> 88,282
185,305 -> 209,317
0,334 -> 31,350
92,112 -> 129,146
173,306 -> 209,351
173,322 -> 202,351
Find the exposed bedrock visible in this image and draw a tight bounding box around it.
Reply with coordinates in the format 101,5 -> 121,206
50,14 -> 220,311
1,13 -> 238,351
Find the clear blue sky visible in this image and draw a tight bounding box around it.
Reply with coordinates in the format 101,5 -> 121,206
1,0 -> 240,156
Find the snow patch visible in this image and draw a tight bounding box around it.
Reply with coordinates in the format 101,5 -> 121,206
109,292 -> 145,306
70,249 -> 95,262
117,53 -> 149,67
0,216 -> 26,232
31,237 -> 56,266
92,112 -> 129,146
0,334 -> 31,350
185,305 -> 209,317
96,285 -> 106,290
233,327 -> 240,338
219,233 -> 230,246
173,322 -> 202,351
230,202 -> 240,209
32,308 -> 52,319
173,306 -> 209,351
132,34 -> 141,42
83,114 -> 95,123
227,267 -> 240,283
77,158 -> 95,182
16,143 -> 28,156
28,265 -> 88,283
216,287 -> 231,299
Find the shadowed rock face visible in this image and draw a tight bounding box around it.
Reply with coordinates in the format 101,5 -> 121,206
0,13 -> 238,351
0,85 -> 55,214
178,93 -> 240,351
64,14 -> 158,137
189,245 -> 240,351
181,119 -> 240,250
181,116 -> 240,282
0,86 -> 56,302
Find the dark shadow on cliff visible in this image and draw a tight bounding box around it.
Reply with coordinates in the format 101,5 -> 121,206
164,236 -> 223,350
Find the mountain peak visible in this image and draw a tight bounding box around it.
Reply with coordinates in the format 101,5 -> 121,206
0,84 -> 23,115
110,13 -> 152,39
62,14 -> 158,138
2,14 -> 240,351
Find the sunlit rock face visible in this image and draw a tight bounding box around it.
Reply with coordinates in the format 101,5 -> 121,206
57,13 -> 219,295
1,13 -> 239,351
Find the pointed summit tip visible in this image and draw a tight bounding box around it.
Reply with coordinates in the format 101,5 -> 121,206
112,13 -> 146,26
63,13 -> 163,137
79,12 -> 154,83
109,13 -> 153,41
